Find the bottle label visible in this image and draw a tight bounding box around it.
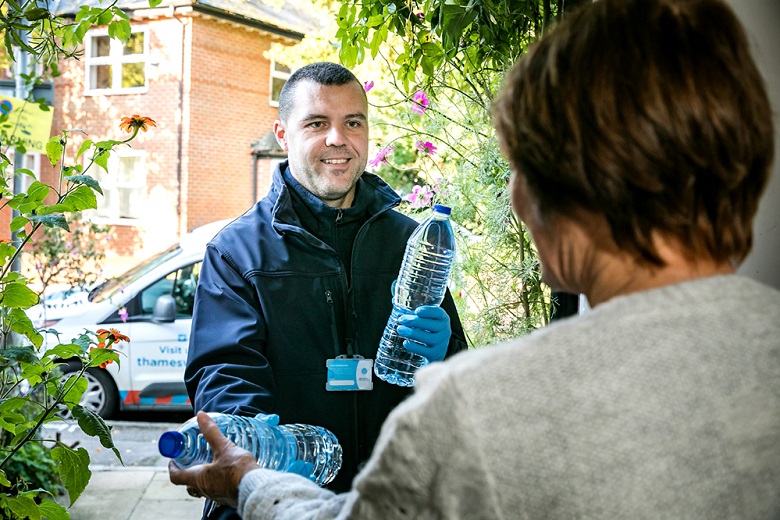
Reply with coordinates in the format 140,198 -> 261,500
326,355 -> 374,391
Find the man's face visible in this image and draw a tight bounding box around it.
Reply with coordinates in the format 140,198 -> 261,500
274,80 -> 369,209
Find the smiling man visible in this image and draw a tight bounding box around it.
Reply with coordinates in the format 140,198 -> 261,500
182,62 -> 467,520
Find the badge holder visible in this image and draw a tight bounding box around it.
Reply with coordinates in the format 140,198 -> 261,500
326,355 -> 373,391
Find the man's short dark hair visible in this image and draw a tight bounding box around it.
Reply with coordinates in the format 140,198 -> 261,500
277,62 -> 364,121
494,0 -> 774,266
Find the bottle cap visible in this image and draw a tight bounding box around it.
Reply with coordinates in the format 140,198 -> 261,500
158,430 -> 186,458
433,204 -> 451,215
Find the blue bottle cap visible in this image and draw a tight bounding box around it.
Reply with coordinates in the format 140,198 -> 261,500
158,430 -> 186,458
433,204 -> 451,215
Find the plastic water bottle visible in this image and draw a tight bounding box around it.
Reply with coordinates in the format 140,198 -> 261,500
374,204 -> 456,387
158,413 -> 342,486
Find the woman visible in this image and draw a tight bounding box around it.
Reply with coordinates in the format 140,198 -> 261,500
170,0 -> 780,517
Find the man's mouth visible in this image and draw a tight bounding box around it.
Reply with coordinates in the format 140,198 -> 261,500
322,158 -> 350,165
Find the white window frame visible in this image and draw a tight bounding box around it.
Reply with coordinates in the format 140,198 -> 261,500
269,58 -> 292,107
84,26 -> 149,95
87,149 -> 147,224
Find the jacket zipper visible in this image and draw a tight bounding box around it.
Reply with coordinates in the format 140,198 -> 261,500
324,290 -> 342,358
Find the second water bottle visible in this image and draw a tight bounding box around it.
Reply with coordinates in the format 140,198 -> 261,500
158,412 -> 342,486
374,204 -> 456,387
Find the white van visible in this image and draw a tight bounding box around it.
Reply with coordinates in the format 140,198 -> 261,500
29,219 -> 230,418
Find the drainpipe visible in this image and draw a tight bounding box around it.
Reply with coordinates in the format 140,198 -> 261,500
175,12 -> 190,235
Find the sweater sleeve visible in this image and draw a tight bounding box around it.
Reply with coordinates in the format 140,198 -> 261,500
236,358 -> 501,519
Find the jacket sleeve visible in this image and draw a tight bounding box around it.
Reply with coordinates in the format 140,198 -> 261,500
441,288 -> 468,358
185,243 -> 276,416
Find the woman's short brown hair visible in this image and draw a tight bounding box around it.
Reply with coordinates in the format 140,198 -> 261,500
494,0 -> 775,265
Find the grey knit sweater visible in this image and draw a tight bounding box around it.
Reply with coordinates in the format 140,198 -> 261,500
238,275 -> 780,519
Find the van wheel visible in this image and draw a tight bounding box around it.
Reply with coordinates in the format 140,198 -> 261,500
59,364 -> 119,419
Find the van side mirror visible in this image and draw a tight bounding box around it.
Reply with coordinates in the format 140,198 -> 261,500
152,294 -> 177,323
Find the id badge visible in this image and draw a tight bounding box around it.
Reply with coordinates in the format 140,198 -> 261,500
326,355 -> 373,391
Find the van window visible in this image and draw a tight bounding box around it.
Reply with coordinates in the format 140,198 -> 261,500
138,262 -> 201,317
90,245 -> 182,303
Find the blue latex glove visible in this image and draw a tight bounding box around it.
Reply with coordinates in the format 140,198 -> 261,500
396,305 -> 451,362
253,412 -> 280,426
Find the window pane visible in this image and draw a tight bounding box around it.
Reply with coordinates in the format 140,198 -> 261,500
121,62 -> 145,88
274,62 -> 291,74
141,274 -> 175,314
271,77 -> 286,102
91,36 -> 111,57
123,33 -> 145,55
119,187 -> 144,219
90,64 -> 112,89
118,156 -> 141,183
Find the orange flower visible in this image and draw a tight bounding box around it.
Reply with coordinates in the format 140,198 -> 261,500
95,328 -> 130,344
108,328 -> 130,343
119,115 -> 157,133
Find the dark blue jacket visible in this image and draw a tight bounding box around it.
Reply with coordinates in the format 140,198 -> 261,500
185,162 -> 467,494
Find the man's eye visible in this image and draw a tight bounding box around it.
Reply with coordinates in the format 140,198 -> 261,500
309,122 -> 324,128
346,121 -> 362,128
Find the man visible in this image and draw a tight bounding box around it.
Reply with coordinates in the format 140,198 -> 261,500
183,62 -> 467,518
171,0 -> 780,518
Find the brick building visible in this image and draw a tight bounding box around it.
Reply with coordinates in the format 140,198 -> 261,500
14,0 -> 314,274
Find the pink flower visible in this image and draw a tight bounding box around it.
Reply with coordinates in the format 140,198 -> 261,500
416,140 -> 437,155
368,145 -> 395,168
119,306 -> 129,323
404,184 -> 435,209
416,12 -> 425,21
411,90 -> 429,114
363,80 -> 374,92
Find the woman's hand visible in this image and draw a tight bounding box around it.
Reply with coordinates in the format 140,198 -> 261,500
168,411 -> 261,508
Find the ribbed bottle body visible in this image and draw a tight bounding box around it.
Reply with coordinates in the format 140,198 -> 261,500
375,205 -> 456,387
159,413 -> 342,486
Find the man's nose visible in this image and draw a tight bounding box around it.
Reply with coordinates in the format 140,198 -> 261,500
325,126 -> 346,146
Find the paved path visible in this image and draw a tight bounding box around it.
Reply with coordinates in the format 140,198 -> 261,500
44,419 -> 207,519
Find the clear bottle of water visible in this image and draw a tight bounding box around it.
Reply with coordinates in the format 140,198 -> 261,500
158,412 -> 342,486
374,204 -> 456,387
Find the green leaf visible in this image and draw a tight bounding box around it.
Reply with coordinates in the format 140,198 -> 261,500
7,310 -> 43,349
109,20 -> 131,41
45,343 -> 86,360
0,410 -> 26,434
72,405 -> 123,463
0,469 -> 11,487
24,6 -> 49,21
51,445 -> 91,506
60,375 -> 87,408
89,347 -> 119,368
38,499 -> 68,520
15,167 -> 35,178
93,149 -> 110,172
10,215 -> 29,233
66,174 -> 103,195
62,184 -> 98,211
45,136 -> 64,166
29,214 -> 69,231
0,345 -> 38,364
365,14 -> 384,27
0,281 -> 39,308
33,203 -> 71,215
149,0 -> 163,7
26,181 -> 51,202
76,139 -> 93,159
5,494 -> 40,520
0,241 -> 17,267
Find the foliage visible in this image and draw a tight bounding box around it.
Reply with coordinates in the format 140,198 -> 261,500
26,213 -> 110,298
290,0 -> 588,346
0,117 -> 155,517
0,3 -> 160,518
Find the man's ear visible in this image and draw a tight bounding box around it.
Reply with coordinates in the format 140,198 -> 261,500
273,120 -> 288,151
